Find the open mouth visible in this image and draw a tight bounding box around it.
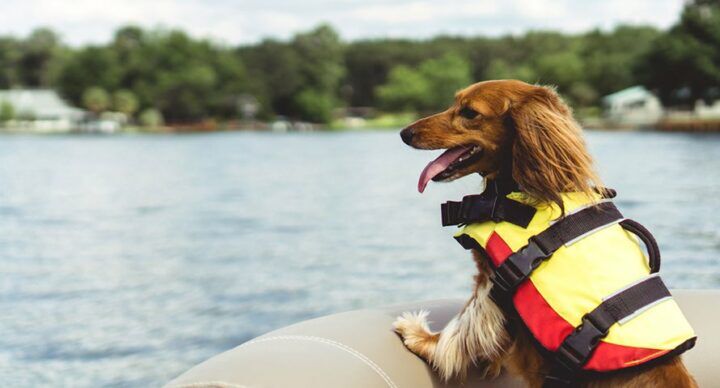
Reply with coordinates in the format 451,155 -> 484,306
418,145 -> 483,193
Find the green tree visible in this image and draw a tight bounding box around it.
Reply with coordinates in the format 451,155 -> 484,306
581,26 -> 660,99
638,0 -> 720,104
0,101 -> 14,122
419,53 -> 473,110
292,25 -> 345,94
112,90 -> 139,118
126,29 -> 245,122
343,39 -> 429,107
290,25 -> 344,122
139,108 -> 164,127
376,65 -> 430,111
18,28 -> 65,87
206,50 -> 247,117
293,89 -> 335,123
485,59 -> 537,83
58,46 -> 121,104
55,26 -> 249,123
0,21 -> 703,122
534,52 -> 584,91
82,87 -> 110,114
376,53 -> 472,112
155,64 -> 217,122
0,37 -> 22,88
567,82 -> 598,107
239,39 -> 302,119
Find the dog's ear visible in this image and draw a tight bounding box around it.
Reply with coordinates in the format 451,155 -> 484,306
509,85 -> 600,209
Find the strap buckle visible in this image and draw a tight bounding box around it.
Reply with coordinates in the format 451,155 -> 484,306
491,238 -> 550,295
556,314 -> 609,371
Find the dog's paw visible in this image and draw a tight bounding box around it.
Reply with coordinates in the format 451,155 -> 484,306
393,310 -> 431,338
392,310 -> 438,359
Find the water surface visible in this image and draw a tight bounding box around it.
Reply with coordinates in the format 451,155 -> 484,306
1,130 -> 719,386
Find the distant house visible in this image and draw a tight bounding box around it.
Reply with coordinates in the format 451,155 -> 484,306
602,86 -> 664,127
695,99 -> 720,119
0,89 -> 85,132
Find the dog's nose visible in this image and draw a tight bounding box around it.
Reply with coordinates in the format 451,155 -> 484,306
400,128 -> 414,145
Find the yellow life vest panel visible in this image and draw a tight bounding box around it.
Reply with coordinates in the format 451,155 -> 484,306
449,190 -> 696,374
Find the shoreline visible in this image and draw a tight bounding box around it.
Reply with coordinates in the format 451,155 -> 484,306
3,117 -> 720,135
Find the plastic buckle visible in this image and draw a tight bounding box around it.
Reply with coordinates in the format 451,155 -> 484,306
556,315 -> 608,371
491,238 -> 549,294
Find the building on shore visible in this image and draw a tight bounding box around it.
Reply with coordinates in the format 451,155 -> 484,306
0,89 -> 87,133
694,99 -> 720,119
601,86 -> 720,132
601,86 -> 664,128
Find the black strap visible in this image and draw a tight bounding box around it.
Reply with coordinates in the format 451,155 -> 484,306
533,201 -> 623,254
491,201 -> 623,300
494,174 -> 520,194
544,276 -> 671,387
595,187 -> 617,199
441,194 -> 537,228
441,181 -> 615,229
620,219 -> 661,273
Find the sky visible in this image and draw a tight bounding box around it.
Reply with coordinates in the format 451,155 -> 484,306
0,0 -> 685,46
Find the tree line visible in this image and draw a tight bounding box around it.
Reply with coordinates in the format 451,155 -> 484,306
0,0 -> 718,125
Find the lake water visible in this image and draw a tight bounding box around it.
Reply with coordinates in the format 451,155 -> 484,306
1,130 -> 719,387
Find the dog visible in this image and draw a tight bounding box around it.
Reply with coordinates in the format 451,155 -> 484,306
393,80 -> 697,387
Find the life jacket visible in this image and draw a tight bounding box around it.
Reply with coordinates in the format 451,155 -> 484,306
441,181 -> 696,386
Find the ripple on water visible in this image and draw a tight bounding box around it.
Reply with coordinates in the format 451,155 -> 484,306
0,131 -> 718,387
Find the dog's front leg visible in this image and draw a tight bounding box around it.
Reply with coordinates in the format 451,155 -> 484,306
393,281 -> 508,381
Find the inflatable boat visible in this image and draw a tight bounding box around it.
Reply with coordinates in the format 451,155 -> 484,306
166,290 -> 717,387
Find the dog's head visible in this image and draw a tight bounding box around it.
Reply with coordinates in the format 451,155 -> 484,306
400,79 -> 600,205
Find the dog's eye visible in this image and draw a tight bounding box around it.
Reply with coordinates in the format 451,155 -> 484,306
459,106 -> 479,119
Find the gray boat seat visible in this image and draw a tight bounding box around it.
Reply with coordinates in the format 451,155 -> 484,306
166,290 -> 717,387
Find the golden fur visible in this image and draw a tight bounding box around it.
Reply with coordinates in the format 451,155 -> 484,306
394,80 -> 697,387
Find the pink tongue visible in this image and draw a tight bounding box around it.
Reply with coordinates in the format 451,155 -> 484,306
417,146 -> 471,193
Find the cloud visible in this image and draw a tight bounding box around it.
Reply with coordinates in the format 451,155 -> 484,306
0,0 -> 684,46
350,1 -> 501,23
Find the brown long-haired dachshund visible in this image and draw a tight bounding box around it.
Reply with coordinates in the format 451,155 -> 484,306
393,80 -> 696,387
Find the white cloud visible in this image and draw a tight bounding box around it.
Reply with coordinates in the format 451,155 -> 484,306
351,1 -> 501,23
511,0 -> 570,20
0,0 -> 684,46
